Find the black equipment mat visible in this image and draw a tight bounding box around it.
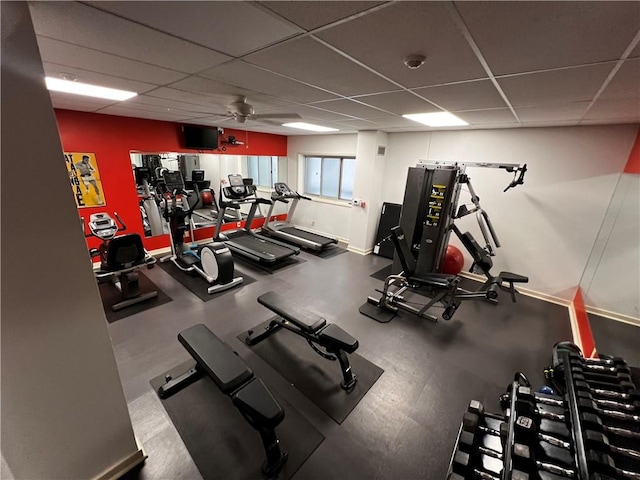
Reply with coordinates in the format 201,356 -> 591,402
238,326 -> 384,424
306,246 -> 348,259
370,264 -> 394,281
150,361 -> 324,480
359,301 -> 396,323
234,255 -> 306,274
99,272 -> 172,323
158,260 -> 255,302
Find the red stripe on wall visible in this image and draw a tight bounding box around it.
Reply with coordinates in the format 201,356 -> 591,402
624,129 -> 640,174
572,287 -> 597,359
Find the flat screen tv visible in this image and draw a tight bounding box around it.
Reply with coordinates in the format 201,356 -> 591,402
182,125 -> 218,150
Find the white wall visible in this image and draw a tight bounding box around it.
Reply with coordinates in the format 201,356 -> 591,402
1,2 -> 140,478
581,174 -> 640,320
287,134 -> 357,240
381,126 -> 639,299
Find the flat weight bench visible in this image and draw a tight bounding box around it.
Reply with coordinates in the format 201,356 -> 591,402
157,324 -> 288,476
243,291 -> 359,391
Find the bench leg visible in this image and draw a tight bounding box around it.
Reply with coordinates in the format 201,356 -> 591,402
333,349 -> 358,391
257,426 -> 288,476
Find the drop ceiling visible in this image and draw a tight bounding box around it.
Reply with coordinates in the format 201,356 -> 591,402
29,1 -> 640,135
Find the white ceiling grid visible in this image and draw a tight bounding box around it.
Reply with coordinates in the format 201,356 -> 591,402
28,0 -> 640,134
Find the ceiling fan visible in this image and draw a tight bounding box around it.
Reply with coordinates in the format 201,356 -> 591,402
219,95 -> 301,125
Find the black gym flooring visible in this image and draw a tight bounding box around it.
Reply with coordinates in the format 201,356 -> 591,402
114,247 -> 574,479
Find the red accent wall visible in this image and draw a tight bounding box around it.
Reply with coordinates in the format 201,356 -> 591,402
55,109 -> 287,250
623,129 -> 640,174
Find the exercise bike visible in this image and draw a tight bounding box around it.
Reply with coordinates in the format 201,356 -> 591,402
83,212 -> 158,311
159,171 -> 243,294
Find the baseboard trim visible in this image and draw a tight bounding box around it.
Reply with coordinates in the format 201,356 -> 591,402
93,448 -> 146,480
347,245 -> 373,255
457,272 -> 572,307
149,246 -> 172,257
583,306 -> 640,327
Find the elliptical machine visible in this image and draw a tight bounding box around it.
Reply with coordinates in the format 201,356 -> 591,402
84,212 -> 158,311
159,171 -> 243,294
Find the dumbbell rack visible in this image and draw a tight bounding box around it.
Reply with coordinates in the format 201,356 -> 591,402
446,348 -> 639,479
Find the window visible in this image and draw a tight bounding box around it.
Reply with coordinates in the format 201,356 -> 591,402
304,156 -> 356,201
247,156 -> 278,187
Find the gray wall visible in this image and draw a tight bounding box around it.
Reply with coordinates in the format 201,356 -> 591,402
1,3 -> 140,477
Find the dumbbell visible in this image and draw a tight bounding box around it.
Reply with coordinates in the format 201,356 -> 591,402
532,387 -> 640,414
511,442 -> 576,478
570,365 -> 634,389
575,380 -> 640,402
583,430 -> 640,463
581,411 -> 640,441
588,450 -> 640,480
569,352 -> 628,368
569,354 -> 631,374
511,415 -> 574,468
451,448 -> 501,480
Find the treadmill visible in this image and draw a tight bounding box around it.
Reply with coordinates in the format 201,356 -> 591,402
213,174 -> 300,264
263,182 -> 338,251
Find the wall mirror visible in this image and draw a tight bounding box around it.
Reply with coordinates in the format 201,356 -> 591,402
129,153 -> 288,238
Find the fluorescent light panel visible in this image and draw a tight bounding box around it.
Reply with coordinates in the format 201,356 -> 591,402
282,122 -> 338,132
45,77 -> 137,101
402,112 -> 468,127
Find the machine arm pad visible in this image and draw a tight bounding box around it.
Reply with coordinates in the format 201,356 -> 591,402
258,291 -> 327,333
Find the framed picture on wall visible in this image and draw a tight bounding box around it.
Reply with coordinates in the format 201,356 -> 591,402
65,152 -> 105,208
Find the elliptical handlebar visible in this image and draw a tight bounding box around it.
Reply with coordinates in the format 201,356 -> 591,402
113,211 -> 127,231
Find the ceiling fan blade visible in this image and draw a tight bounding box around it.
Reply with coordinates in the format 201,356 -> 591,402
252,113 -> 302,120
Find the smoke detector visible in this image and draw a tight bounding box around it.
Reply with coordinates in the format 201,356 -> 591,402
403,54 -> 426,70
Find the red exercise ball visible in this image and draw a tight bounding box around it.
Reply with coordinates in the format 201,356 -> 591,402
201,190 -> 214,206
441,245 -> 464,275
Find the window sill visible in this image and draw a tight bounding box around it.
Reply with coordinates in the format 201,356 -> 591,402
305,195 -> 352,208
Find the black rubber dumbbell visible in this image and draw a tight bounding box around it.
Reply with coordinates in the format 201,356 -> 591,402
588,450 -> 640,480
569,356 -> 632,376
532,387 -> 640,414
575,380 -> 639,402
583,429 -> 640,464
451,448 -> 501,480
571,365 -> 634,388
511,442 -> 576,478
569,352 -> 628,368
511,415 -> 574,468
581,411 -> 640,441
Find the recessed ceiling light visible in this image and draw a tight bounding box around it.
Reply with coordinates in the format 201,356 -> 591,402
45,77 -> 137,101
402,112 -> 468,127
282,122 -> 338,132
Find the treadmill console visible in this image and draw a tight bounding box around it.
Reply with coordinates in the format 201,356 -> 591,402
274,182 -> 295,197
163,171 -> 185,192
225,174 -> 255,198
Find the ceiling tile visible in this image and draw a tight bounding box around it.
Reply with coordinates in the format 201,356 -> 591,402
260,104 -> 354,122
353,91 -> 440,115
103,100 -> 200,117
515,102 -> 590,122
456,1 -> 640,75
43,62 -> 157,94
168,76 -> 292,110
599,58 -> 640,100
128,95 -> 222,115
455,109 -> 518,125
49,92 -> 116,110
341,117 -> 418,129
497,64 -> 614,107
89,1 -> 302,57
144,87 -> 232,112
36,37 -> 188,85
316,2 -> 486,88
29,2 -> 230,73
413,80 -> 507,111
310,99 -> 397,119
96,106 -> 196,122
199,60 -> 337,103
583,98 -> 640,120
259,1 -> 384,30
244,37 -> 397,96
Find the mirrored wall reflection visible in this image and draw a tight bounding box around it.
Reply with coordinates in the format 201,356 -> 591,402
129,152 -> 289,238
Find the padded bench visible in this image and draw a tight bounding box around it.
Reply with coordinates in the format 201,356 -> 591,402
244,291 -> 359,390
157,323 -> 288,476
